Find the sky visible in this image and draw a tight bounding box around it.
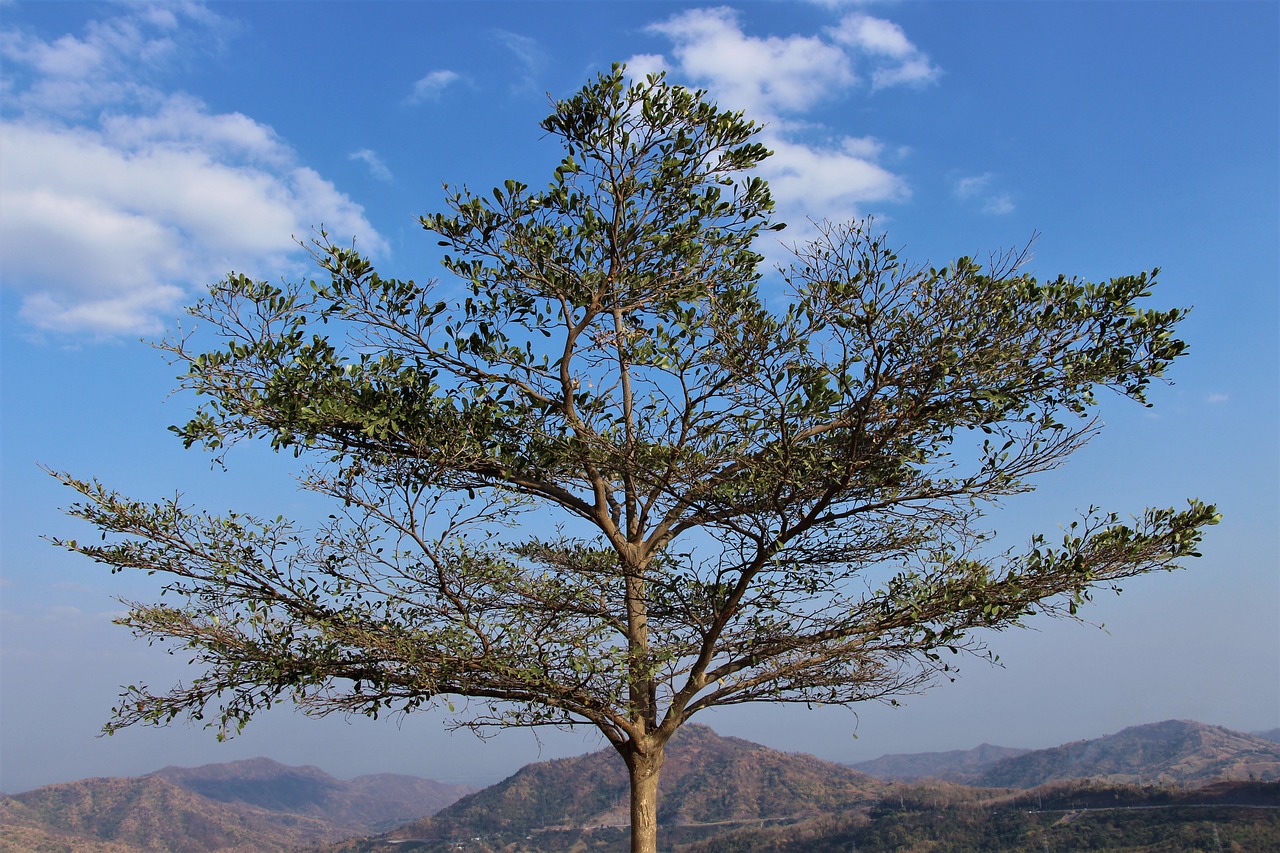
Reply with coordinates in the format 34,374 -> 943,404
0,0 -> 1276,796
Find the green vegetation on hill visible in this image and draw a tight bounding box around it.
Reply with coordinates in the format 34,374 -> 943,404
0,794 -> 139,853
681,781 -> 1280,853
335,780 -> 1280,853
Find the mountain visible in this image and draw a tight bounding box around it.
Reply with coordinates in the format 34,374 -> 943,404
849,742 -> 1029,783
151,756 -> 471,832
0,759 -> 473,853
0,774 -> 338,852
850,720 -> 1280,789
358,724 -> 886,851
973,720 -> 1280,788
1255,727 -> 1280,743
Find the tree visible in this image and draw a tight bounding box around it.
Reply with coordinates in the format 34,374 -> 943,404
51,68 -> 1217,853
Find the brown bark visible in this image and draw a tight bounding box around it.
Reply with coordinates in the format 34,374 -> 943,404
626,740 -> 665,853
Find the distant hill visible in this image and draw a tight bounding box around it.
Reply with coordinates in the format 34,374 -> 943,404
362,724 -> 886,851
851,720 -> 1280,789
849,742 -> 1029,783
151,756 -> 471,832
975,720 -> 1280,788
1256,727 -> 1280,743
0,791 -> 141,852
0,774 -> 338,852
0,759 -> 472,853
679,779 -> 1280,852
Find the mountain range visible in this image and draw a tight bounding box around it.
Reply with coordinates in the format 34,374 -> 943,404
849,719 -> 1280,787
0,758 -> 472,852
331,720 -> 1279,852
3,720 -> 1277,852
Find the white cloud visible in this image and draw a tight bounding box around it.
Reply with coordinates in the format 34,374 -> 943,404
25,32 -> 106,76
350,148 -> 393,182
829,13 -> 940,89
762,135 -> 907,224
99,94 -> 291,165
626,53 -> 669,81
408,69 -> 460,103
870,56 -> 938,89
1,114 -> 384,335
632,7 -> 922,225
0,4 -> 386,337
646,7 -> 855,119
1207,393 -> 1229,404
0,1 -> 197,117
831,13 -> 913,58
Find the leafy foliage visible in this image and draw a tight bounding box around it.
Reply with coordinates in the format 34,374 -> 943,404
50,66 -> 1217,852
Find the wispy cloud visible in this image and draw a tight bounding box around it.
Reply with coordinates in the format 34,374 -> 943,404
0,3 -> 385,337
954,173 -> 992,200
954,173 -> 1016,215
0,0 -> 227,117
804,0 -> 877,8
982,194 -> 1015,215
493,30 -> 546,92
407,69 -> 460,103
350,148 -> 393,182
1207,393 -> 1230,404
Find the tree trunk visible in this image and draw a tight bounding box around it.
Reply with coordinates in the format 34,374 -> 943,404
627,742 -> 665,853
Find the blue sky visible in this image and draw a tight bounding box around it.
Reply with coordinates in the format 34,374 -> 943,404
1,1 -> 1276,794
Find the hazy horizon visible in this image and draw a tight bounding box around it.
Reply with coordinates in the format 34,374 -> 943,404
4,714 -> 1276,796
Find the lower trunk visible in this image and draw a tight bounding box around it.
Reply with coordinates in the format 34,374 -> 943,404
627,742 -> 665,853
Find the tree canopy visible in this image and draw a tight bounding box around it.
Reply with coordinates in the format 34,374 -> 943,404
52,67 -> 1217,853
